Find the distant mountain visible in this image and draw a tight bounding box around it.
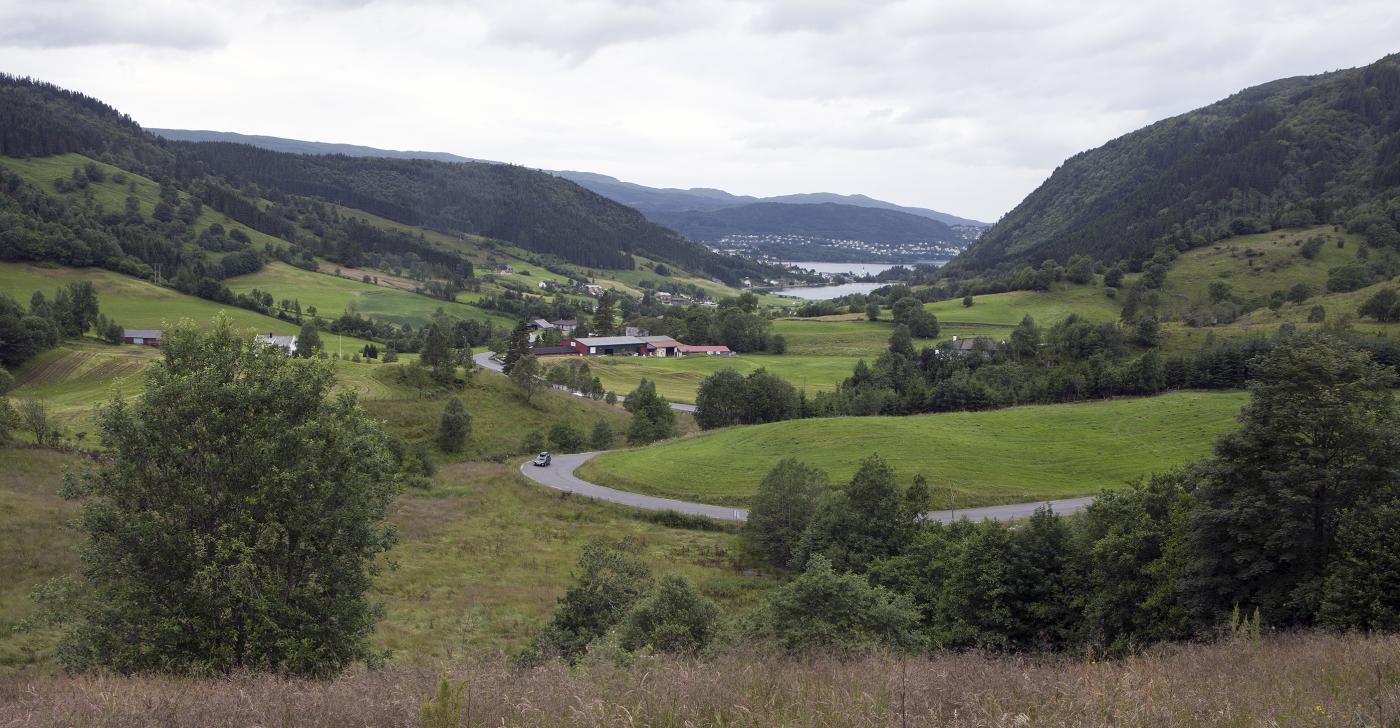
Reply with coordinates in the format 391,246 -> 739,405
950,53 -> 1400,274
550,170 -> 989,227
149,129 -> 495,165
1,75 -> 780,287
651,202 -> 961,247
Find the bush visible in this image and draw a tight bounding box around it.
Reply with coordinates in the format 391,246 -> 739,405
548,422 -> 586,453
435,396 -> 471,453
751,555 -> 925,653
524,539 -> 652,663
962,295 -> 974,307
589,420 -> 614,450
617,575 -> 721,654
522,429 -> 547,454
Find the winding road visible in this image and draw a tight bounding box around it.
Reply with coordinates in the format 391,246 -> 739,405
476,350 -> 1094,523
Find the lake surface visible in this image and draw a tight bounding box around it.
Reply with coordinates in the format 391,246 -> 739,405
775,260 -> 945,300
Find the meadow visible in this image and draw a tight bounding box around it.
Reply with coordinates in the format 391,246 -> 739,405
225,262 -> 513,328
554,352 -> 863,404
4,632 -> 1395,727
580,391 -> 1247,508
923,281 -> 1122,326
0,262 -> 375,351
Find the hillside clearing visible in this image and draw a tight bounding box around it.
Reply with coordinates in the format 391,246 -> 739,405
580,391 -> 1246,508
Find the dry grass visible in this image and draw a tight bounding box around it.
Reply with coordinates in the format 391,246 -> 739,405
2,632 -> 1397,727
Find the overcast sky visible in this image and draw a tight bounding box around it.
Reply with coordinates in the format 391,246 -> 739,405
1,0 -> 1397,221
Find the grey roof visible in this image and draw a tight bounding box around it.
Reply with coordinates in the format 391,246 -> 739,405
572,336 -> 646,347
639,335 -> 681,347
254,334 -> 298,349
530,318 -> 554,328
531,345 -> 577,356
123,329 -> 162,338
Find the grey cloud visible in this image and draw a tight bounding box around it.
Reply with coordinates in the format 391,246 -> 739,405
0,1 -> 228,50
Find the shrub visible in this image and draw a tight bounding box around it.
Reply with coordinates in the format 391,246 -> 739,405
617,575 -> 721,654
751,555 -> 925,653
548,422 -> 586,453
436,397 -> 471,453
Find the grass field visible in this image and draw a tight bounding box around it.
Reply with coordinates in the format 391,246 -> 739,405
0,262 -> 375,351
551,353 -> 863,404
226,262 -> 512,328
580,391 -> 1247,508
0,447 -> 759,675
924,282 -> 1122,327
1162,226 -> 1360,304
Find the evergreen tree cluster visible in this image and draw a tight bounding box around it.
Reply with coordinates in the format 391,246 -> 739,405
734,335 -> 1400,655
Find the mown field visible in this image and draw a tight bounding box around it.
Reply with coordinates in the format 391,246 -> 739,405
554,353 -> 862,404
226,261 -> 513,328
924,282 -> 1122,326
580,391 -> 1247,508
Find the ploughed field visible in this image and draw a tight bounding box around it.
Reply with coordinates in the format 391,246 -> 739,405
578,390 -> 1247,508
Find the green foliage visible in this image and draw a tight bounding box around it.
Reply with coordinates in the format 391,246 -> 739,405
45,317 -> 402,676
509,352 -> 543,403
548,422 -> 586,453
525,539 -> 653,663
1189,336 -> 1400,627
744,458 -> 829,570
1358,288 -> 1400,322
0,397 -> 16,443
796,454 -> 926,573
751,555 -> 925,653
435,396 -> 471,453
501,321 -> 530,374
624,379 -> 677,445
694,367 -> 800,430
962,296 -> 974,307
617,574 -> 721,654
1318,501 -> 1400,630
18,398 -> 56,446
591,293 -> 617,337
295,320 -> 323,358
588,419 -> 614,450
419,675 -> 466,728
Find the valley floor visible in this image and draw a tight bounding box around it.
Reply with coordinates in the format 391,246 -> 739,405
1,632 -> 1393,727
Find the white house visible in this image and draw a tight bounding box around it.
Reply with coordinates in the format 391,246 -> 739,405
254,333 -> 299,354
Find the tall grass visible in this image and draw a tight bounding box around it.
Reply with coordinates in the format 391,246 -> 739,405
2,632 -> 1396,726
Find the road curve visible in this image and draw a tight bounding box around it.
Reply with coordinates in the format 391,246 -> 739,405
521,451 -> 1095,524
474,351 -> 696,412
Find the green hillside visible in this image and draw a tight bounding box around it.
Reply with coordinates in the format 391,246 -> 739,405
0,262 -> 372,347
580,391 -> 1247,507
225,262 -> 513,328
951,53 -> 1400,272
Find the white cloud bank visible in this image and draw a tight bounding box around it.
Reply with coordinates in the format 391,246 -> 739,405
0,0 -> 1395,221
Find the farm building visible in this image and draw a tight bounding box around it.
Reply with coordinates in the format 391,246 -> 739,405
122,329 -> 162,346
254,334 -> 298,353
639,335 -> 682,357
530,345 -> 579,357
549,319 -> 579,335
676,344 -> 734,357
562,336 -> 649,356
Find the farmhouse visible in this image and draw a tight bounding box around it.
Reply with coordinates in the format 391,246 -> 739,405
676,344 -> 734,357
639,335 -> 681,357
529,319 -> 554,331
945,336 -> 1001,357
549,319 -> 579,335
254,333 -> 298,353
582,284 -> 605,298
562,336 -> 649,356
122,329 -> 162,346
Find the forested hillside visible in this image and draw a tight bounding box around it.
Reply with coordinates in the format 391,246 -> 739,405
950,53 -> 1400,273
0,74 -> 775,288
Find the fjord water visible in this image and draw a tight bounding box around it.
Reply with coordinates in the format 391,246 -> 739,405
775,260 -> 945,299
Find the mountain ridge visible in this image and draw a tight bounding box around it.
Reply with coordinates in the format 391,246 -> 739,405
947,52 -> 1400,274
149,129 -> 990,228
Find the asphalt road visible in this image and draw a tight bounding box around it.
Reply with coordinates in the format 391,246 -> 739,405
521,451 -> 1094,523
474,351 -> 696,412
480,350 -> 1093,523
